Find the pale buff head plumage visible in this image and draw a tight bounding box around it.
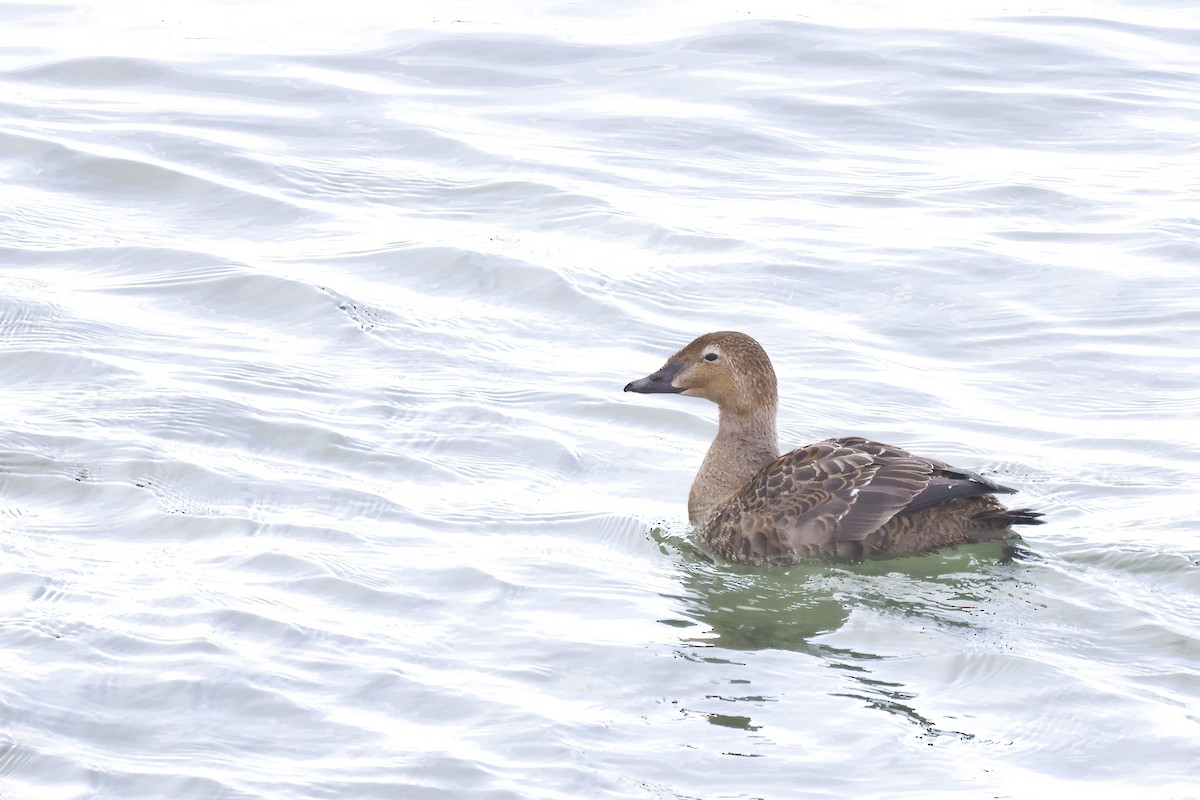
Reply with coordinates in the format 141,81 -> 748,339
625,331 -> 778,419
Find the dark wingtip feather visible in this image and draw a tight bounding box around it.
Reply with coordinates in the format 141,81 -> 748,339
972,508 -> 1046,526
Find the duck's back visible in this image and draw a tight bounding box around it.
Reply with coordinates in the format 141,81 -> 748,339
699,437 -> 1041,563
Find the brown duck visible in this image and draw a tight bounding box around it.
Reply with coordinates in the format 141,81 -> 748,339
624,331 -> 1043,563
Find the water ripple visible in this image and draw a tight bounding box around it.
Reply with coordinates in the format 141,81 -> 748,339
1,3 -> 1198,798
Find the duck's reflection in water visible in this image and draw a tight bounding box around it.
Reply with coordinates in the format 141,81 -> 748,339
654,526 -> 1027,741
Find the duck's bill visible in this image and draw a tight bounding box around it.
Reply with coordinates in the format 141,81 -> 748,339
623,361 -> 685,394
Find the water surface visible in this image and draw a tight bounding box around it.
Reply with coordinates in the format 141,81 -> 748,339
1,1 -> 1198,798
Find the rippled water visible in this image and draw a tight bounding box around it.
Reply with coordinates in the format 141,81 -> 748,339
2,1 -> 1198,797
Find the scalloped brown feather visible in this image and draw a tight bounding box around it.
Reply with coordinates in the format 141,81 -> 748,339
703,438 -> 1031,563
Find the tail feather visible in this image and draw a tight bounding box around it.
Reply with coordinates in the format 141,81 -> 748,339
972,507 -> 1045,526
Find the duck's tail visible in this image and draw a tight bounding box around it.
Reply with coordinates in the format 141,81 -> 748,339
972,507 -> 1045,526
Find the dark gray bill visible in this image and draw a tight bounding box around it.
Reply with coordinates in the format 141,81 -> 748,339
624,360 -> 686,394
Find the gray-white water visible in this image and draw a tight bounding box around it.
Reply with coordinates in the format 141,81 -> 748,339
2,1 -> 1198,798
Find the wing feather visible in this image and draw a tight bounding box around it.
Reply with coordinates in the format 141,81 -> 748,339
704,437 -> 1011,561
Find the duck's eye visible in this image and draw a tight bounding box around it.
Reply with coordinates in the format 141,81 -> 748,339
704,353 -> 719,362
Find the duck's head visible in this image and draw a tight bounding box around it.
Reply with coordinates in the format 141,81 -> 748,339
623,331 -> 778,416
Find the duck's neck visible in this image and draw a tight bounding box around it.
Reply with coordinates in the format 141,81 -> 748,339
688,403 -> 780,525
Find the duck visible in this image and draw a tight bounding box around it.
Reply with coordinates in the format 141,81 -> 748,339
624,331 -> 1043,563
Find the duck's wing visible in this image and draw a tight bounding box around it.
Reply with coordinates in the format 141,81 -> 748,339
717,438 -> 1009,559
828,437 -> 1018,513
707,441 -> 923,559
